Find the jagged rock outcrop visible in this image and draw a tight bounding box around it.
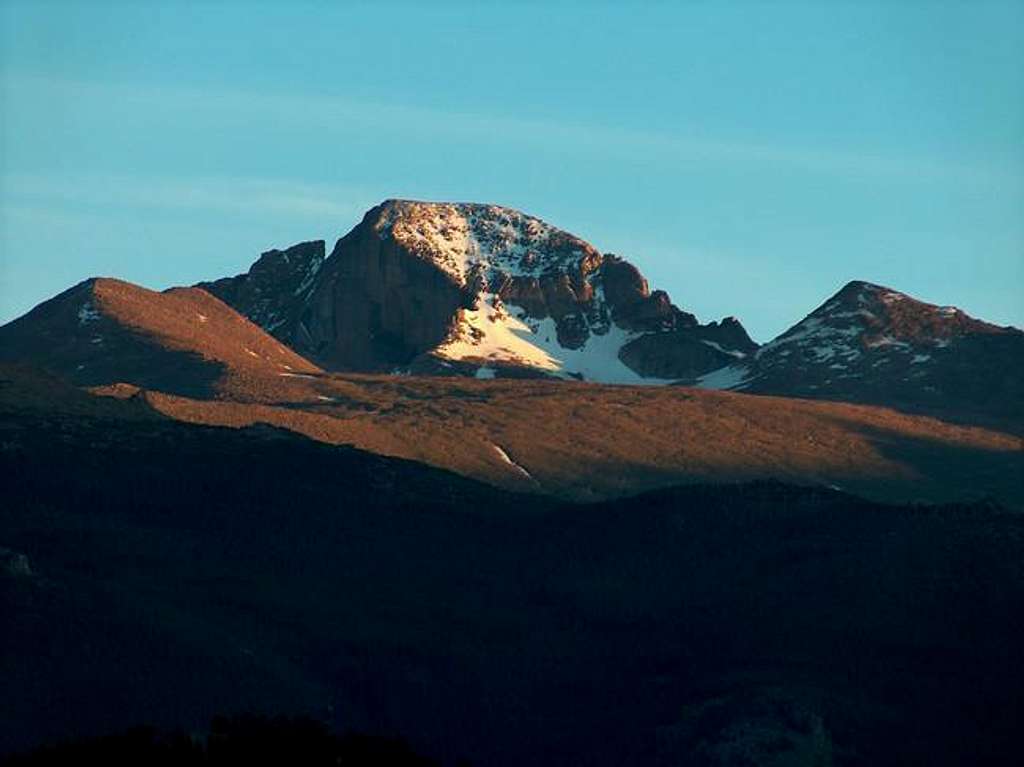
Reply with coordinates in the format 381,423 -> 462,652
199,240 -> 326,339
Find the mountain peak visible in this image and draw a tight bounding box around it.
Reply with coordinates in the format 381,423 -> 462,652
4,200 -> 1020,424
837,278 -> 888,293
0,276 -> 319,397
250,240 -> 325,276
812,279 -> 1000,341
826,280 -> 912,309
367,199 -> 602,288
755,279 -> 1011,372
188,199 -> 758,381
695,278 -> 1023,424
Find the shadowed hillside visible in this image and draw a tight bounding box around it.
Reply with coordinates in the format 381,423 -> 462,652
1,716 -> 438,767
3,367 -> 1022,766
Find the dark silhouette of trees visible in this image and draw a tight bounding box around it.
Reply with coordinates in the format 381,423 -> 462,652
1,715 -> 441,766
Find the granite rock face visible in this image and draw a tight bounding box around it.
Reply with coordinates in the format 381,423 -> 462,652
304,220 -> 470,370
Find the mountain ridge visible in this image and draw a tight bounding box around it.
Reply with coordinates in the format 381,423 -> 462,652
0,276 -> 320,397
696,278 -> 1024,427
3,198 -> 1021,430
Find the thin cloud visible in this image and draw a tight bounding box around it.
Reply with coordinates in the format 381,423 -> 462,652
4,73 -> 1010,187
4,171 -> 373,222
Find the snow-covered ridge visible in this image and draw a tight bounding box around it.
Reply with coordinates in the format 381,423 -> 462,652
375,201 -> 598,287
697,363 -> 754,390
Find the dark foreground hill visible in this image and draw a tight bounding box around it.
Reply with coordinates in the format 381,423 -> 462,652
2,368 -> 1023,766
1,715 -> 438,767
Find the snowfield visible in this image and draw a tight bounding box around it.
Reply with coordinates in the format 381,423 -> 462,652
435,293 -> 674,385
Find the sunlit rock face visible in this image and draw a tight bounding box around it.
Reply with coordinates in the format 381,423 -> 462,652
201,199 -> 758,382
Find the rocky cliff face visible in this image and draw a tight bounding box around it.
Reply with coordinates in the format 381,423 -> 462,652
202,200 -> 757,382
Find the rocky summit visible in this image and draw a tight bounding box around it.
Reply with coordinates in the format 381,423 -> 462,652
696,279 -> 1024,425
200,200 -> 758,382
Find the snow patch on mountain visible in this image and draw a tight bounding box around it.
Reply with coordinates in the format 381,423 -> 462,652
758,316 -> 864,364
866,336 -> 911,350
278,372 -> 317,379
696,363 -> 755,390
435,292 -> 674,385
292,258 -> 323,297
78,303 -> 101,325
491,443 -> 533,480
701,340 -> 747,359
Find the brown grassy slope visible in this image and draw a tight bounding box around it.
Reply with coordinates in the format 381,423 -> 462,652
103,371 -> 1023,507
91,278 -> 320,372
0,278 -> 319,396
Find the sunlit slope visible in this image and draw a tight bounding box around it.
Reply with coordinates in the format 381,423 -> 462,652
0,277 -> 320,396
97,371 -> 1023,507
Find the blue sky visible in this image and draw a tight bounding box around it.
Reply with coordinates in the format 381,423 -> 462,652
2,1 -> 1022,341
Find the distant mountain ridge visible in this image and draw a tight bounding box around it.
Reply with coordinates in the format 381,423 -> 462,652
3,198 -> 1021,427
